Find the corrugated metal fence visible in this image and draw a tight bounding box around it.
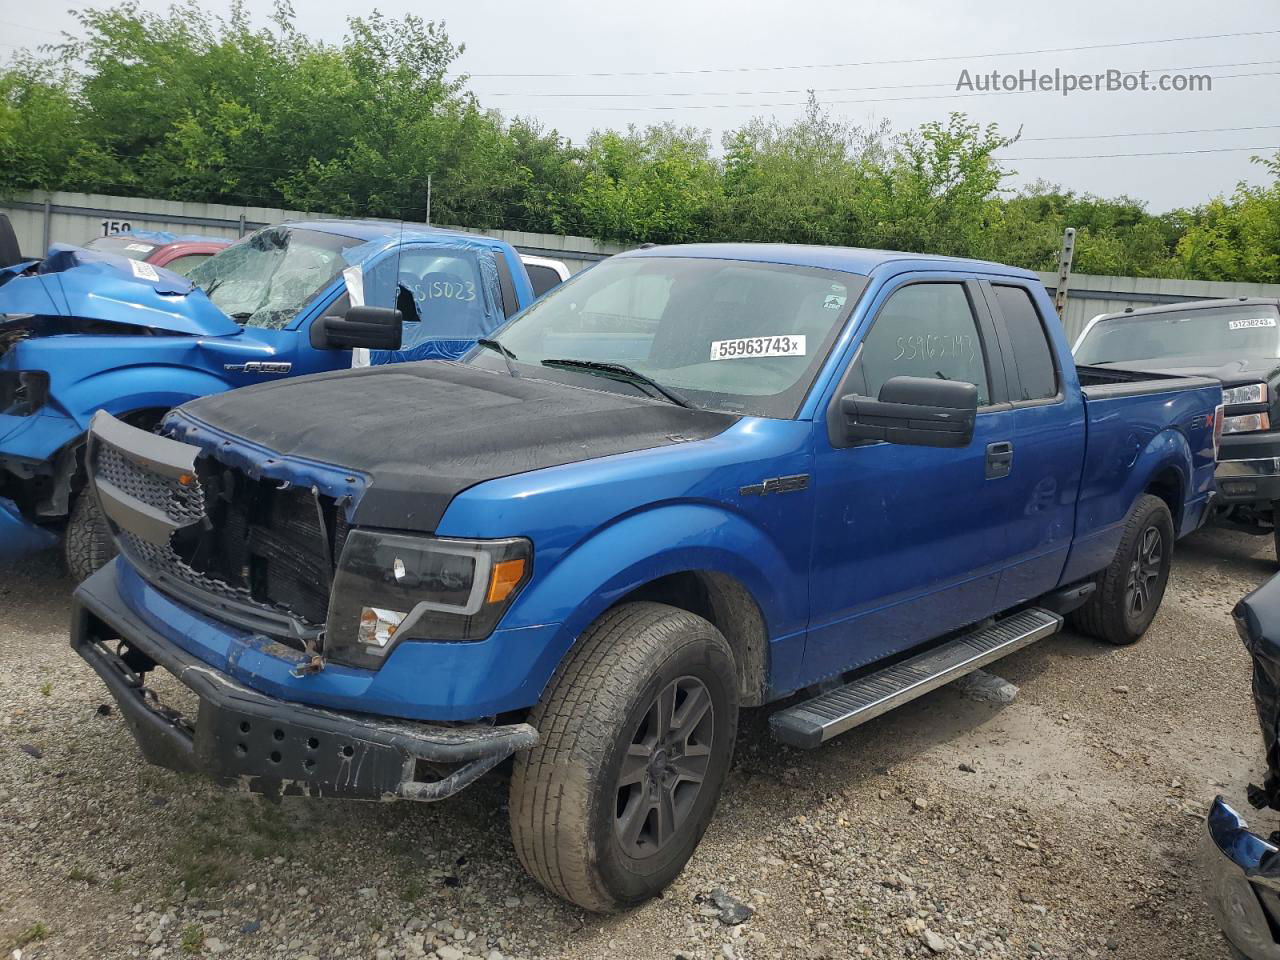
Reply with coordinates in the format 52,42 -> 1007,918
1,190 -> 624,276
5,190 -> 1280,342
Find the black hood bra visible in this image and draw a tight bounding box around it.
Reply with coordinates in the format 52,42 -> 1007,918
178,361 -> 739,531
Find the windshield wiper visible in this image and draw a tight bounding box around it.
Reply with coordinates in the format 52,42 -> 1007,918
477,338 -> 519,377
540,358 -> 692,408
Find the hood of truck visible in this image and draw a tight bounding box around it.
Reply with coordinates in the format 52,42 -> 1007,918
170,361 -> 739,532
0,244 -> 240,337
1094,355 -> 1280,388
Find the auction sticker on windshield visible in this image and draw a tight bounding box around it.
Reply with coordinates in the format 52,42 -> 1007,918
128,260 -> 160,282
710,335 -> 806,361
1229,317 -> 1277,330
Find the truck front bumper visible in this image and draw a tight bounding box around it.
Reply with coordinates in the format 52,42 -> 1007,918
1202,796 -> 1280,960
1217,457 -> 1280,507
0,495 -> 57,561
71,563 -> 539,802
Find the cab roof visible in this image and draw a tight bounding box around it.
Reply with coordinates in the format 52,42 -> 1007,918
282,219 -> 504,246
1094,296 -> 1280,323
622,242 -> 1041,280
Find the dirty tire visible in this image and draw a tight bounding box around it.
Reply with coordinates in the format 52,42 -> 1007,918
509,601 -> 738,912
65,491 -> 115,583
1070,493 -> 1174,645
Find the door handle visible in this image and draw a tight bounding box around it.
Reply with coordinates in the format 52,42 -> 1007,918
986,441 -> 1014,479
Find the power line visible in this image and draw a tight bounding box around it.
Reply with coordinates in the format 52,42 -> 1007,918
492,69 -> 1280,112
473,59 -> 1280,98
467,28 -> 1280,78
0,18 -> 65,38
1020,123 -> 1280,142
996,144 -> 1280,161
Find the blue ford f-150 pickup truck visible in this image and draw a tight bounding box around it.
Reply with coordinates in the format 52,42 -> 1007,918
0,219 -> 539,576
72,243 -> 1223,912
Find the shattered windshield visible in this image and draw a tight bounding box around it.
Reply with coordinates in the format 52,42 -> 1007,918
188,226 -> 362,330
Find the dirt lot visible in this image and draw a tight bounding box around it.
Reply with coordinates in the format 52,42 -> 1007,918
0,527 -> 1269,960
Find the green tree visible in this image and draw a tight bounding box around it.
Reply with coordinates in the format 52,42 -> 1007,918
1172,153 -> 1280,282
718,95 -> 888,245
574,124 -> 722,244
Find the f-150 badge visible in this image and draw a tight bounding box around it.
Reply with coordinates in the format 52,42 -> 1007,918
224,362 -> 293,374
740,474 -> 810,497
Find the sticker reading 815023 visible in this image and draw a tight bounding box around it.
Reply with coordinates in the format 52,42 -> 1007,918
710,335 -> 806,361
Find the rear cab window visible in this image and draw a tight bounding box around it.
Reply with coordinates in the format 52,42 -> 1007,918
526,264 -> 565,298
989,284 -> 1059,402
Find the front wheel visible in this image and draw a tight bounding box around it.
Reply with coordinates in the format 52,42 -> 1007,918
1070,493 -> 1174,645
64,491 -> 116,583
509,602 -> 738,912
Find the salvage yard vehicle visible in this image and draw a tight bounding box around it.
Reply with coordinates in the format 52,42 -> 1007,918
82,230 -> 231,276
1204,573 -> 1280,960
1075,298 -> 1280,561
73,243 -> 1223,912
0,219 -> 547,576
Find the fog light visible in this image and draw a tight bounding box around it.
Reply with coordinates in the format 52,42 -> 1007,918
358,606 -> 408,651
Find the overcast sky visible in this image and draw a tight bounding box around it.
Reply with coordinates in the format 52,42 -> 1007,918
2,0 -> 1278,211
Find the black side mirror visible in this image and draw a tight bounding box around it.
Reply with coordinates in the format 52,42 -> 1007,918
311,306 -> 403,352
840,375 -> 977,448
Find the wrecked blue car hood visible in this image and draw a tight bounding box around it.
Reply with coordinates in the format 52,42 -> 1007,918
0,244 -> 240,337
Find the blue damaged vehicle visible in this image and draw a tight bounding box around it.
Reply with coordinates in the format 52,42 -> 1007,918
73,244 -> 1222,912
0,219 -> 540,577
1205,573 -> 1280,960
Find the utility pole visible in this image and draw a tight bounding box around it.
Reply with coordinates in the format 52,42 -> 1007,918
425,175 -> 432,227
1054,227 -> 1076,319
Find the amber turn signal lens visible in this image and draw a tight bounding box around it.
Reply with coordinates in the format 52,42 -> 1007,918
177,473 -> 194,486
486,557 -> 527,605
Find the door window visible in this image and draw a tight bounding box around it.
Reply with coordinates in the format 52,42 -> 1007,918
992,284 -> 1058,401
526,264 -> 564,298
851,283 -> 991,405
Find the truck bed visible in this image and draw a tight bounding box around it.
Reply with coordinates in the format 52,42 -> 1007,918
1076,363 -> 1219,397
1063,363 -> 1222,584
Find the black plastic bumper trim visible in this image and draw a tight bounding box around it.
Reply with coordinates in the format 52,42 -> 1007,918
70,563 -> 538,802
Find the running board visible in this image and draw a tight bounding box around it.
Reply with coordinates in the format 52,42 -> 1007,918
769,607 -> 1063,749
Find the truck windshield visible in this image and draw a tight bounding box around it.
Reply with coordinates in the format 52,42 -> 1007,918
471,256 -> 866,418
1075,304 -> 1280,364
188,227 -> 362,330
83,236 -> 155,261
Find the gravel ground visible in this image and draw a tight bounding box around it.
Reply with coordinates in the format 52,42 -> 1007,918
0,526 -> 1268,960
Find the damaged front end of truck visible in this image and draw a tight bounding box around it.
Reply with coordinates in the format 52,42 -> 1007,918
71,409 -> 539,801
1204,575 -> 1280,960
0,245 -> 240,561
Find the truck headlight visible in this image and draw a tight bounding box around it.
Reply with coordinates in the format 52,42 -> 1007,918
0,371 -> 50,416
325,530 -> 532,669
1223,383 -> 1268,405
1222,413 -> 1271,434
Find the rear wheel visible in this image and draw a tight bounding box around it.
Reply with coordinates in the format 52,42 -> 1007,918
509,602 -> 738,912
64,491 -> 116,583
1070,494 -> 1174,645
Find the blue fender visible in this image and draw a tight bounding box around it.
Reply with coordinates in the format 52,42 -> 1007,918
500,502 -> 795,706
56,365 -> 233,431
1064,425 -> 1197,584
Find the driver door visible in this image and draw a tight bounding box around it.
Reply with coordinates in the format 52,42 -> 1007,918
803,276 -> 1018,682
